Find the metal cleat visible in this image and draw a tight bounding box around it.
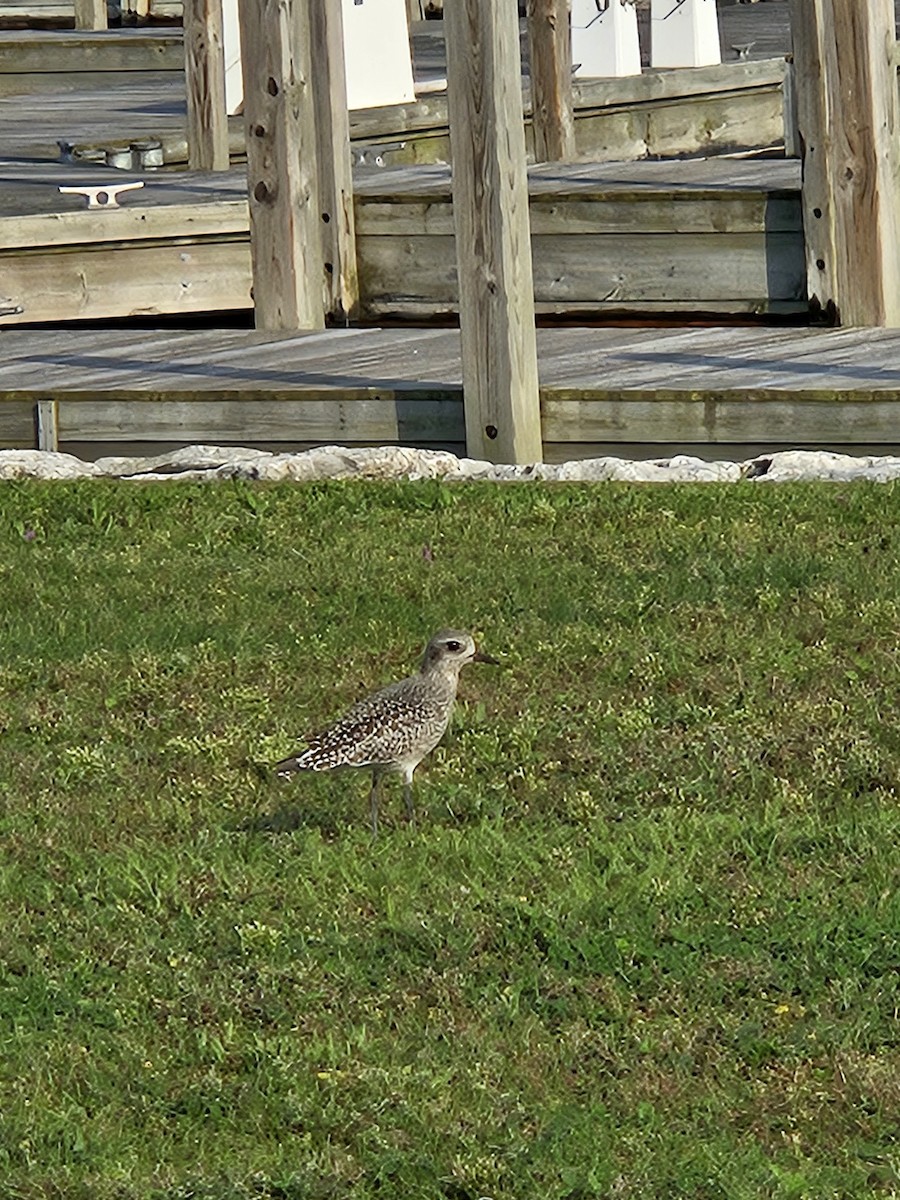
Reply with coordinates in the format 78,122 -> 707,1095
58,181 -> 145,208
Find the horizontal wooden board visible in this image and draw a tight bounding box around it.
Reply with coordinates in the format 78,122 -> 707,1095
56,395 -> 464,442
1,240 -> 252,322
542,396 -> 900,444
2,200 -> 249,249
574,86 -> 786,161
542,440 -> 900,463
357,230 -> 807,311
5,390 -> 899,449
0,30 -> 183,73
353,157 -> 802,199
357,194 -> 802,237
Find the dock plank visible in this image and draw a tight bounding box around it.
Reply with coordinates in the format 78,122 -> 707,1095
5,323 -> 900,394
3,324 -> 900,458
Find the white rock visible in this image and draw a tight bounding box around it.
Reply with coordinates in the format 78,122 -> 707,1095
865,456 -> 900,482
446,456 -> 506,480
553,458 -> 621,481
97,444 -> 273,478
218,445 -> 464,482
447,458 -> 559,481
0,450 -> 99,480
659,454 -> 743,483
746,450 -> 900,483
3,444 -> 900,484
553,454 -> 741,483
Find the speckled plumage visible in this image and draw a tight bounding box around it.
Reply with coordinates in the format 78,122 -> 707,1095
275,629 -> 496,834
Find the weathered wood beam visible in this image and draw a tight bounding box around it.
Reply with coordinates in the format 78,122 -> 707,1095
782,57 -> 800,159
184,0 -> 230,171
789,0 -> 900,326
36,399 -> 59,451
445,0 -> 543,465
74,0 -> 107,29
55,393 -> 464,446
526,0 -> 576,163
238,0 -> 325,330
309,0 -> 359,323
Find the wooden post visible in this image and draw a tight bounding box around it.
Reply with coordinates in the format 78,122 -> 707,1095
405,0 -> 422,22
238,0 -> 325,330
526,0 -> 575,163
445,0 -> 543,465
789,0 -> 900,326
309,0 -> 359,323
74,0 -> 107,30
184,0 -> 230,171
36,400 -> 59,452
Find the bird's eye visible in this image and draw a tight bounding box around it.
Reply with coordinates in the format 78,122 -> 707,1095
446,640 -> 461,652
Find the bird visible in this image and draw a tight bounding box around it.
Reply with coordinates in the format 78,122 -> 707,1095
274,629 -> 498,835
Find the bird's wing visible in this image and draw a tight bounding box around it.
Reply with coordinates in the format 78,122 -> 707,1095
278,678 -> 428,772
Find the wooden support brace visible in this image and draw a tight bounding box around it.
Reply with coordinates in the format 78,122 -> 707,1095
36,400 -> 59,452
789,0 -> 900,326
238,0 -> 325,330
526,0 -> 576,163
445,0 -> 543,464
782,57 -> 800,159
184,0 -> 230,171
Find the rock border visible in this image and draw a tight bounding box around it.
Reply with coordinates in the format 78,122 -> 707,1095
2,445 -> 900,483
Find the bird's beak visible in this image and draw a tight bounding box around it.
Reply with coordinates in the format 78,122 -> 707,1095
473,649 -> 500,665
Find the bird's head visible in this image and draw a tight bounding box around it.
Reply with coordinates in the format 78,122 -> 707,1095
421,629 -> 499,674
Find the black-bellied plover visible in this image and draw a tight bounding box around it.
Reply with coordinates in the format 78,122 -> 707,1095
275,630 -> 497,835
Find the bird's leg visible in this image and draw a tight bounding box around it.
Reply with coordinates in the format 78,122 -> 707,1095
403,768 -> 415,824
369,772 -> 381,838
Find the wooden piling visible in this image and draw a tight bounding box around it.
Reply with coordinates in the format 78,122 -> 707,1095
526,0 -> 576,163
309,0 -> 359,323
184,0 -> 230,171
445,0 -> 543,464
789,0 -> 900,326
74,0 -> 107,30
238,0 -> 325,330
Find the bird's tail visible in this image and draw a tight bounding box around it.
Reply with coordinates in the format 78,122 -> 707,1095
274,751 -> 306,777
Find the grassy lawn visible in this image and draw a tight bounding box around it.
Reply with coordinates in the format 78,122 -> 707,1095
1,479 -> 899,1200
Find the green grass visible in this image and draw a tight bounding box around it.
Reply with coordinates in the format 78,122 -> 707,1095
1,479 -> 899,1200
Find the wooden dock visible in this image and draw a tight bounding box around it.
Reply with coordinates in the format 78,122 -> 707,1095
0,35 -> 787,163
3,324 -> 900,461
0,156 -> 805,324
0,2 -> 897,463
0,16 -> 800,327
0,3 -> 840,327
